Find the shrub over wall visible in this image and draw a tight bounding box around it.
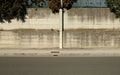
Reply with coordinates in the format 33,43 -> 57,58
0,0 -> 77,23
106,0 -> 120,18
49,0 -> 77,13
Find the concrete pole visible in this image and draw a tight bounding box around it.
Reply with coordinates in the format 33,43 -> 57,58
61,0 -> 63,7
59,0 -> 63,49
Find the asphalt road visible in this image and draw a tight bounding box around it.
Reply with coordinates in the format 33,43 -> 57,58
0,57 -> 120,75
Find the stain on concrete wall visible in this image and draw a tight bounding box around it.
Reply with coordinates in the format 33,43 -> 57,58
65,8 -> 120,29
27,8 -> 52,18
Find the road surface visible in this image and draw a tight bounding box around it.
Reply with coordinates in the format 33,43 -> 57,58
0,57 -> 120,75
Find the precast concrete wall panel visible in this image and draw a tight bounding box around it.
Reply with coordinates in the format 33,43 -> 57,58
1,8 -> 120,30
0,30 -> 59,49
63,29 -> 120,48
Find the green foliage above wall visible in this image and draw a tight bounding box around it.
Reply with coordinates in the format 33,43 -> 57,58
0,0 -> 77,23
0,0 -> 26,22
49,0 -> 77,13
0,0 -> 45,23
1,0 -> 120,23
106,0 -> 120,18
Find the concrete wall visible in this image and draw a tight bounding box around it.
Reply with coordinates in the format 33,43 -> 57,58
65,8 -> 120,29
0,29 -> 120,49
0,8 -> 120,49
0,8 -> 60,30
63,29 -> 120,48
0,8 -> 120,30
0,29 -> 59,49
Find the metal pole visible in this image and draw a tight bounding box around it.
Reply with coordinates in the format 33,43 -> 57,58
59,0 -> 63,49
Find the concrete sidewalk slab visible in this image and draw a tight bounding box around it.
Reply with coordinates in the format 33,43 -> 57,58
0,49 -> 120,57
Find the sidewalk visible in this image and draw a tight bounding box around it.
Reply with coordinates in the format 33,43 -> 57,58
0,48 -> 120,57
